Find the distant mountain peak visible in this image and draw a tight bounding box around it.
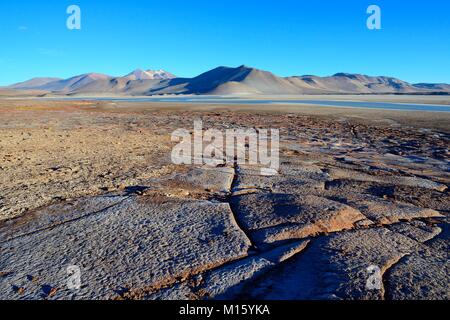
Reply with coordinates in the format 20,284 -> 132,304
82,73 -> 111,80
126,69 -> 146,77
124,69 -> 176,80
332,73 -> 362,79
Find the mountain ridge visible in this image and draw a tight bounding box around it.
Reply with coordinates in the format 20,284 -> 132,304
8,66 -> 450,96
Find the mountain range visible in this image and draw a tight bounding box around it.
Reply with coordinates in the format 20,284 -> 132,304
7,66 -> 450,96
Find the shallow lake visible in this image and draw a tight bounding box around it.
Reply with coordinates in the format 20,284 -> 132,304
62,97 -> 450,112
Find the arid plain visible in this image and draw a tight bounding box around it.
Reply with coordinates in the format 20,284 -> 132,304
0,96 -> 448,300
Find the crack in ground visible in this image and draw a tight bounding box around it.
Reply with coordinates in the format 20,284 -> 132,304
380,253 -> 411,300
225,163 -> 259,252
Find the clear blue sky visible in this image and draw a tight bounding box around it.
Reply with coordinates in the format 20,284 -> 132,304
0,0 -> 449,85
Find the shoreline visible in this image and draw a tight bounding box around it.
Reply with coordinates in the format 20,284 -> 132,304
1,92 -> 450,104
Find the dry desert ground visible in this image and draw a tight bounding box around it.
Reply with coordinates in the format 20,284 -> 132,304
0,98 -> 449,300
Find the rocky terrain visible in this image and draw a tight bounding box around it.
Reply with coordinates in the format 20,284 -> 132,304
0,99 -> 448,300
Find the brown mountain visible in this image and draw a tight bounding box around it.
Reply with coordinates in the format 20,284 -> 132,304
8,66 -> 450,96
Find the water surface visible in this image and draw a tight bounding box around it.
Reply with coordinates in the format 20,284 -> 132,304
62,97 -> 450,112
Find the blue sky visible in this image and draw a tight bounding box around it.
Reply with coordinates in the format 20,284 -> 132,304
0,0 -> 449,85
